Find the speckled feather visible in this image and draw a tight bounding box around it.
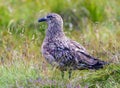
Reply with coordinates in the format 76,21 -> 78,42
39,13 -> 107,71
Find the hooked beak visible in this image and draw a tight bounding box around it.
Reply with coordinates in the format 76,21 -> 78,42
38,16 -> 47,22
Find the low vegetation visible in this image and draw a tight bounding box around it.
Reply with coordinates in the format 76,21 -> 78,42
0,0 -> 120,88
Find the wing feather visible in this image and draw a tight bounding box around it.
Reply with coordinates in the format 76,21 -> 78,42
69,39 -> 98,65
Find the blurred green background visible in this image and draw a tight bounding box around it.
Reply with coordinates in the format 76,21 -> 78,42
0,0 -> 120,88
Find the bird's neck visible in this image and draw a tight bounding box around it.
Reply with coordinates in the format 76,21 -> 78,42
45,23 -> 65,41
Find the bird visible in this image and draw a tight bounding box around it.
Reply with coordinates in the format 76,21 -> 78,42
38,13 -> 108,79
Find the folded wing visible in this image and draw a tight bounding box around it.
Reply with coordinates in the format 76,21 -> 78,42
69,39 -> 108,70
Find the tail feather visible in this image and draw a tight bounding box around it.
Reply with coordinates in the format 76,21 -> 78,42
87,60 -> 109,70
77,51 -> 109,70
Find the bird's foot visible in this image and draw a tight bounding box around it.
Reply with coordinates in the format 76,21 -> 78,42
61,71 -> 64,79
68,70 -> 72,79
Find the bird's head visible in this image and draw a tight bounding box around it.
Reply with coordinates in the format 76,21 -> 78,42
38,13 -> 63,27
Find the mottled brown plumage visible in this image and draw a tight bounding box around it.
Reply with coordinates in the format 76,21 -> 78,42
38,13 -> 107,78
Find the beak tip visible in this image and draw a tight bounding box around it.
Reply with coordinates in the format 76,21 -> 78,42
38,19 -> 41,22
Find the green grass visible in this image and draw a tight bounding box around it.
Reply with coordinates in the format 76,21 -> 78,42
0,0 -> 120,88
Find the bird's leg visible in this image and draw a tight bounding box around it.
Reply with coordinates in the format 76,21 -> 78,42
61,71 -> 64,79
68,70 -> 72,79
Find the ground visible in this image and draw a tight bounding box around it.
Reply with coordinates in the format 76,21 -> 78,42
0,0 -> 120,88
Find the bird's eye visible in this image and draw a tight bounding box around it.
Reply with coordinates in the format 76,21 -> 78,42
47,15 -> 53,18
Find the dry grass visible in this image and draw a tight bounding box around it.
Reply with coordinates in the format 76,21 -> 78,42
0,0 -> 120,88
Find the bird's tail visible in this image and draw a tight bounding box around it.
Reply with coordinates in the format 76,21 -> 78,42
77,52 -> 109,70
77,59 -> 108,70
87,59 -> 108,70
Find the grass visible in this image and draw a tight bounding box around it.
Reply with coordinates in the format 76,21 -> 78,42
0,0 -> 120,88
